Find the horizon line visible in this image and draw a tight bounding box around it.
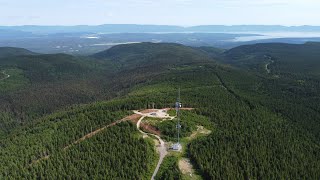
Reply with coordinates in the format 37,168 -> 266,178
1,24 -> 320,27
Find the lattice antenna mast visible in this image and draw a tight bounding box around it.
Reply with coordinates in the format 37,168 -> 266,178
176,88 -> 181,144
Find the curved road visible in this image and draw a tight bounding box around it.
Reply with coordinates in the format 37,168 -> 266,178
135,113 -> 168,180
265,60 -> 274,74
0,71 -> 10,81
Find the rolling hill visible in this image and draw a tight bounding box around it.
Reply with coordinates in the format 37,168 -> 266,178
0,44 -> 214,133
92,42 -> 213,70
0,47 -> 38,58
221,42 -> 320,144
223,42 -> 320,76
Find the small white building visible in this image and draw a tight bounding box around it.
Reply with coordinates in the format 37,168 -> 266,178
171,143 -> 182,151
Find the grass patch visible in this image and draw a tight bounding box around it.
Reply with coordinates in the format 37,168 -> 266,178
156,110 -> 211,141
168,109 -> 176,116
143,117 -> 167,126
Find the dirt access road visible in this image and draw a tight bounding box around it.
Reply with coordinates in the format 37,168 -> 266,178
30,114 -> 141,166
134,109 -> 174,180
0,71 -> 10,81
30,108 -> 190,180
136,116 -> 167,180
265,61 -> 274,74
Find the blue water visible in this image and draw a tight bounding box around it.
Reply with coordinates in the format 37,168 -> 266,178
232,32 -> 320,42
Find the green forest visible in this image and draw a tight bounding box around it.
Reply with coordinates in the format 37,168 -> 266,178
155,156 -> 182,180
28,122 -> 156,179
0,42 -> 319,179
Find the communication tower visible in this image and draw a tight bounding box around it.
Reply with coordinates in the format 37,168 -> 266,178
171,88 -> 182,151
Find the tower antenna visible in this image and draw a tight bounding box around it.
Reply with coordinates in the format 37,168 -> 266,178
177,88 -> 181,144
172,88 -> 182,151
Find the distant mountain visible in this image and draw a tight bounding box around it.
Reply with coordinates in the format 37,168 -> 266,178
2,25 -> 320,55
92,42 -> 213,70
0,24 -> 182,34
2,24 -> 320,34
0,29 -> 35,39
0,32 -> 260,55
0,47 -> 38,58
188,25 -> 320,32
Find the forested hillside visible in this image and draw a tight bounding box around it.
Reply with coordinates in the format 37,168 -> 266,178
125,63 -> 320,179
0,100 -> 156,179
223,42 -> 320,76
221,42 -> 320,141
0,47 -> 37,58
0,51 -> 106,135
92,42 -> 212,71
0,42 -> 319,179
0,43 -> 215,134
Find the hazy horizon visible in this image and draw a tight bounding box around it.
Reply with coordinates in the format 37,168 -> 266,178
2,24 -> 320,27
1,0 -> 320,26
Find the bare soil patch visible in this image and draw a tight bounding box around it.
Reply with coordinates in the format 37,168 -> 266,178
140,109 -> 158,113
179,158 -> 194,176
140,123 -> 161,136
188,126 -> 211,140
124,114 -> 142,123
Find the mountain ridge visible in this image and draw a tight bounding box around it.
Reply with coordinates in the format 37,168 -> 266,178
0,47 -> 39,58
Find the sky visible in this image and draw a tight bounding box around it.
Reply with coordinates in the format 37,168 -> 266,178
0,0 -> 320,26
